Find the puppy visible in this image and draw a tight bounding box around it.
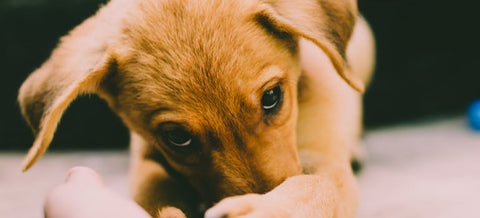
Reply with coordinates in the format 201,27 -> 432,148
18,0 -> 375,217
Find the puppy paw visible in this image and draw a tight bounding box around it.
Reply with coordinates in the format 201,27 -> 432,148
157,206 -> 186,218
204,194 -> 289,218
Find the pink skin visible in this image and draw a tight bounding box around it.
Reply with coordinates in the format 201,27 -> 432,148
44,167 -> 151,218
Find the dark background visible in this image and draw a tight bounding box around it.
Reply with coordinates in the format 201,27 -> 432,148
1,0 -> 479,151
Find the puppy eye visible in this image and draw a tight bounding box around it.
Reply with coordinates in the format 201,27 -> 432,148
164,128 -> 192,147
261,85 -> 282,114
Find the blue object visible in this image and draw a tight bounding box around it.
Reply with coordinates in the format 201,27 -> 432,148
467,99 -> 480,131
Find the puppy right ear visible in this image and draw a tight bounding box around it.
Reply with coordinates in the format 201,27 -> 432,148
257,0 -> 363,92
18,1 -> 126,171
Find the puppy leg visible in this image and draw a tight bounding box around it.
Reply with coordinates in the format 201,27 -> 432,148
205,166 -> 357,218
129,132 -> 197,218
345,15 -> 376,172
130,158 -> 188,218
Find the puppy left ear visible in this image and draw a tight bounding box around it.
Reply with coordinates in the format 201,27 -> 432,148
258,0 -> 363,92
18,53 -> 114,172
17,1 -> 126,171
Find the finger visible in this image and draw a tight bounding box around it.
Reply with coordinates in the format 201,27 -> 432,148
65,166 -> 104,187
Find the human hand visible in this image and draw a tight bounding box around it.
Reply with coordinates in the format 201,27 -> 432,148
44,166 -> 151,218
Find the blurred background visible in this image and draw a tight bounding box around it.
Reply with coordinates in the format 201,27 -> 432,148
0,0 -> 479,151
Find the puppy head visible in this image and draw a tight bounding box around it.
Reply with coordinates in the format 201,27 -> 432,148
19,0 -> 359,202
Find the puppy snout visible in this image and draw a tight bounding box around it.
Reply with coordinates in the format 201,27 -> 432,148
210,161 -> 286,201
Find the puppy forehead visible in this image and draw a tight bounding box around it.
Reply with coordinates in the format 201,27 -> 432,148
120,0 -> 292,75
116,3 -> 291,92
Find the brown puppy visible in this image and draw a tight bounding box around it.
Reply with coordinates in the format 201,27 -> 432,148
18,0 -> 375,217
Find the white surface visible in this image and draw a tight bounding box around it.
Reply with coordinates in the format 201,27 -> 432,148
0,152 -> 130,218
1,117 -> 479,218
358,117 -> 480,218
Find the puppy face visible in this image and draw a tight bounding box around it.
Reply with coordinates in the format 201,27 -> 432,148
100,1 -> 302,201
19,0 -> 360,205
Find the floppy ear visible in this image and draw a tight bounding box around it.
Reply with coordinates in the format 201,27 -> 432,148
258,0 -> 363,92
18,2 -> 125,171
